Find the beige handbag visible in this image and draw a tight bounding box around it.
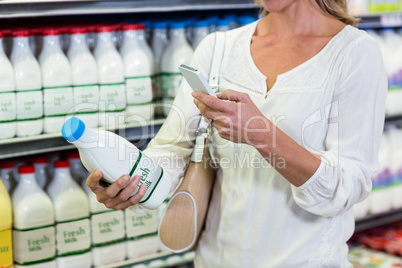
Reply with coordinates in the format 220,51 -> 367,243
158,31 -> 226,253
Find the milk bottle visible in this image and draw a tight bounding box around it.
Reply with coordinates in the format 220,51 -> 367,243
77,163 -> 126,266
223,14 -> 238,29
0,32 -> 16,140
33,157 -> 50,190
217,19 -> 231,32
161,21 -> 194,116
120,23 -> 154,121
125,205 -> 158,259
0,163 -> 15,193
61,117 -> 172,209
0,178 -> 13,268
39,28 -> 73,134
94,26 -> 126,127
151,21 -> 169,116
12,165 -> 56,268
11,29 -> 43,137
192,20 -> 210,49
47,161 -> 91,268
68,27 -> 99,128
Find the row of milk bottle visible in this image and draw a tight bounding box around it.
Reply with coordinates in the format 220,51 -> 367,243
354,126 -> 402,219
0,24 -> 156,140
0,152 -> 167,268
365,27 -> 402,116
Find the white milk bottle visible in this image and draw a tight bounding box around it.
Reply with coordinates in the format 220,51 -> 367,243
68,27 -> 99,128
61,117 -> 172,209
12,165 -> 56,268
77,162 -> 126,266
0,177 -> 13,268
120,23 -> 155,121
11,30 -> 43,137
39,28 -> 74,134
151,21 -> 169,116
94,26 -> 126,127
0,163 -> 16,193
161,21 -> 194,116
192,20 -> 210,49
0,32 -> 16,140
47,161 -> 91,268
125,205 -> 158,259
33,157 -> 50,190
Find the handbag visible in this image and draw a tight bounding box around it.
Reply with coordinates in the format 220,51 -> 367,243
158,31 -> 226,253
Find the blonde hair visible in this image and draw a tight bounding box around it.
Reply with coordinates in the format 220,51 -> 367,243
254,0 -> 359,26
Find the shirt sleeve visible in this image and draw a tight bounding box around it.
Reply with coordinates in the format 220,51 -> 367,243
291,36 -> 388,217
143,34 -> 216,192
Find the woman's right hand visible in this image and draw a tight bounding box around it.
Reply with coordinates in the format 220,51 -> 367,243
86,170 -> 147,210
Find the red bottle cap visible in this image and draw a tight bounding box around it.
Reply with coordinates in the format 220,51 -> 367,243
122,23 -> 145,31
96,25 -> 113,33
12,30 -> 29,38
54,160 -> 70,168
70,27 -> 87,34
42,28 -> 59,36
18,165 -> 35,174
67,151 -> 80,160
30,28 -> 43,36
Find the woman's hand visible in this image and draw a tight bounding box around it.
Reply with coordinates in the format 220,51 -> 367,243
86,170 -> 147,210
192,89 -> 271,148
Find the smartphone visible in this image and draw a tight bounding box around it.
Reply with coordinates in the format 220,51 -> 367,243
178,64 -> 216,97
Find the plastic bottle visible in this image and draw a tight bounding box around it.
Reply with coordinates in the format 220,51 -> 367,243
61,117 -> 172,209
125,205 -> 158,259
11,29 -> 44,137
0,163 -> 16,193
120,23 -> 155,121
47,161 -> 91,268
12,165 -> 56,268
192,20 -> 210,49
33,157 -> 50,190
0,177 -> 13,268
39,28 -> 74,134
78,164 -> 126,266
68,27 -> 99,128
161,21 -> 194,116
151,21 -> 169,116
85,25 -> 96,52
94,25 -> 126,127
0,32 -> 17,140
223,14 -> 238,30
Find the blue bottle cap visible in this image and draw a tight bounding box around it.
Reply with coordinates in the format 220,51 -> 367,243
61,117 -> 86,143
152,21 -> 168,29
193,20 -> 210,28
170,21 -> 186,29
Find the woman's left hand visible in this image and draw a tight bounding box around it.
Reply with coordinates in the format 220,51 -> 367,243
192,89 -> 271,148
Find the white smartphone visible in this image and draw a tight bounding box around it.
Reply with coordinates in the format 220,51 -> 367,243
178,64 -> 216,97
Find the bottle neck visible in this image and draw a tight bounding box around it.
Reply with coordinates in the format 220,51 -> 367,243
19,173 -> 38,187
53,168 -> 73,183
0,168 -> 12,179
12,36 -> 31,53
97,32 -> 114,48
42,35 -> 62,52
70,34 -> 89,50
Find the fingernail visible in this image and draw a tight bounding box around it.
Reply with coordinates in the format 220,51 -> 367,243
122,175 -> 130,182
216,92 -> 222,96
134,175 -> 141,184
95,170 -> 102,178
192,92 -> 197,97
140,183 -> 147,193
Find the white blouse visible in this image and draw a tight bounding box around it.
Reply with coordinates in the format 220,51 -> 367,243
144,21 -> 387,267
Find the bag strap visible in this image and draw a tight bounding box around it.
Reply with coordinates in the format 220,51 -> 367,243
191,31 -> 226,163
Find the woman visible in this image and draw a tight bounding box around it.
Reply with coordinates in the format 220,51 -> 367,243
87,0 -> 387,266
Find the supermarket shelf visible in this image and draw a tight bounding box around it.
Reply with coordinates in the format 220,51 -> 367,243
355,208 -> 402,232
0,0 -> 258,18
385,115 -> 402,124
0,118 -> 165,160
358,13 -> 402,28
